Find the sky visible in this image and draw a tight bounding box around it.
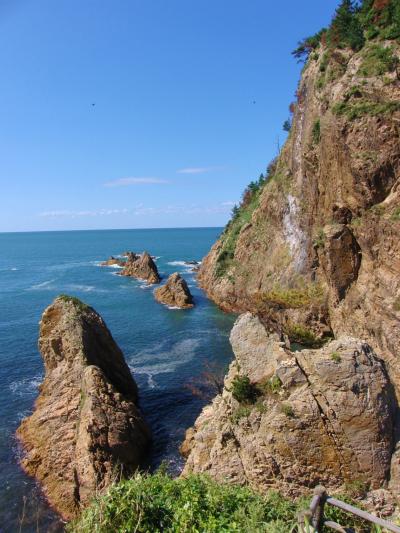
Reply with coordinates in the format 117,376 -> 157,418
0,0 -> 340,232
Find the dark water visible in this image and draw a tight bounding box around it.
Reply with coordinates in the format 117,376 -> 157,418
0,228 -> 235,531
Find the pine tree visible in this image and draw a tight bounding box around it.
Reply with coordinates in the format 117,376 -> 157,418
328,0 -> 365,50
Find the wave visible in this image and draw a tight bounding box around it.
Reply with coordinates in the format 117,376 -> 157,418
26,279 -> 56,291
9,374 -> 43,397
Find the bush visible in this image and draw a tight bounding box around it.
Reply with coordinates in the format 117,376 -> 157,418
358,44 -> 398,76
69,473 -> 300,533
259,283 -> 325,309
231,375 -> 259,404
280,403 -> 295,418
331,352 -> 342,363
287,324 -> 328,348
311,119 -> 321,144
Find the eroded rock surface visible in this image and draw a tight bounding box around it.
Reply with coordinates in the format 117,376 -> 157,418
182,313 -> 397,499
17,296 -> 150,519
120,251 -> 160,284
154,272 -> 194,308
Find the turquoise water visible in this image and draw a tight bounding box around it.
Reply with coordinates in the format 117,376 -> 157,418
0,228 -> 235,531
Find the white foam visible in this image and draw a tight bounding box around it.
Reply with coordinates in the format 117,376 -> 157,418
26,279 -> 55,291
10,374 -> 43,397
167,261 -> 187,267
11,267 -> 18,271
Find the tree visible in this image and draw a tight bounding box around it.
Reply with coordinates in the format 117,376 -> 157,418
292,29 -> 326,62
283,119 -> 291,132
328,0 -> 365,50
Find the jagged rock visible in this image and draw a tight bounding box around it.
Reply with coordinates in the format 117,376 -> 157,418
16,296 -> 150,519
154,272 -> 194,308
100,256 -> 125,267
182,313 -> 397,499
120,251 -> 160,284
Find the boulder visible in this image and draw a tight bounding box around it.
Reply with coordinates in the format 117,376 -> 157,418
17,296 -> 150,519
120,251 -> 160,284
99,256 -> 125,267
182,313 -> 396,497
154,272 -> 194,308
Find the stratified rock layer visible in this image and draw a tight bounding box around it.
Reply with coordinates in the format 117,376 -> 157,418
154,272 -> 194,308
182,313 -> 397,498
17,296 -> 150,519
120,251 -> 160,284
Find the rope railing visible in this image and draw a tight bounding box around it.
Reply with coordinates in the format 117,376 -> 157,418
298,486 -> 400,533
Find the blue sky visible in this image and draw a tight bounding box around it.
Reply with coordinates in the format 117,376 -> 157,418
0,0 -> 339,232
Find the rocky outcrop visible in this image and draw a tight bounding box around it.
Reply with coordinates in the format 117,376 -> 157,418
120,251 -> 160,284
17,296 -> 150,520
100,256 -> 125,267
154,272 -> 194,308
182,313 -> 398,500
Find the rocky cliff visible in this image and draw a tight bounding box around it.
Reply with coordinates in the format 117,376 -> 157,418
187,3 -> 400,508
17,296 -> 150,519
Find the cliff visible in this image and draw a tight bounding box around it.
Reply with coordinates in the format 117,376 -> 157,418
187,1 -> 400,508
17,296 -> 150,519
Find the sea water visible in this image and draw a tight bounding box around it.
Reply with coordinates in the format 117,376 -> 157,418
0,228 -> 235,531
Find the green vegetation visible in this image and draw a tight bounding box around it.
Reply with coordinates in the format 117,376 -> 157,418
230,405 -> 252,423
259,375 -> 283,395
58,294 -> 89,312
282,118 -> 292,132
391,207 -> 400,221
331,352 -> 342,363
293,1 -> 400,64
311,119 -> 321,144
332,98 -> 400,120
259,283 -> 325,310
280,403 -> 295,418
343,480 -> 368,499
231,375 -> 260,404
313,228 -> 326,249
393,297 -> 400,312
69,473 -> 301,533
287,324 -> 327,348
358,44 -> 398,76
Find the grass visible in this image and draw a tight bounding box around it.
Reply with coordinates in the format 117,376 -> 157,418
332,99 -> 400,120
391,207 -> 400,221
280,403 -> 295,418
258,283 -> 325,310
313,228 -> 326,249
259,375 -> 282,395
57,294 -> 89,312
68,472 -> 301,533
230,405 -> 252,424
311,119 -> 321,144
330,352 -> 342,364
358,44 -> 398,77
287,324 -> 328,349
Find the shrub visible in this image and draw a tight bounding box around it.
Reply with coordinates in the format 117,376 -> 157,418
391,207 -> 400,221
259,375 -> 282,395
231,375 -> 260,404
281,403 -> 295,418
287,324 -> 327,348
332,99 -> 400,120
283,119 -> 292,132
230,405 -> 252,423
259,283 -> 325,309
313,228 -> 326,248
331,352 -> 342,363
358,44 -> 398,77
68,473 -> 300,532
311,119 -> 321,144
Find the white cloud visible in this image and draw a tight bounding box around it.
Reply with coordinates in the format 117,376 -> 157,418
177,167 -> 217,175
103,177 -> 169,187
39,209 -> 129,218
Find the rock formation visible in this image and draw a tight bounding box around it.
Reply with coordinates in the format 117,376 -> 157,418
120,251 -> 160,284
17,295 -> 150,519
100,256 -> 125,267
182,313 -> 397,498
154,272 -> 194,308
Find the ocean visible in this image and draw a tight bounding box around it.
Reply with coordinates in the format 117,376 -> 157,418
0,228 -> 235,531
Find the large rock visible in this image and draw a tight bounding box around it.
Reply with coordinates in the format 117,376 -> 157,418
17,296 -> 150,519
99,256 -> 125,267
154,272 -> 194,308
120,251 -> 160,284
182,313 -> 397,499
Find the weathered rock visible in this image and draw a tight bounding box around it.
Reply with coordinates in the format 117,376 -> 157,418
154,272 -> 194,308
182,313 -> 397,498
100,256 -> 125,267
17,296 -> 150,519
120,251 -> 160,284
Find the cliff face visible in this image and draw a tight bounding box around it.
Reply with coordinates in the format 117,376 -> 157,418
198,40 -> 400,386
17,296 -> 150,519
188,32 -> 400,504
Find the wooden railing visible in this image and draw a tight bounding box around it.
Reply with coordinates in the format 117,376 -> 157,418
298,486 -> 400,533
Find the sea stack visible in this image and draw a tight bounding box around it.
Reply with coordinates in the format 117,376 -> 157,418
154,272 -> 194,308
120,251 -> 160,284
17,295 -> 150,519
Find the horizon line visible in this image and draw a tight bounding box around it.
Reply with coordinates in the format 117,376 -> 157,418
0,225 -> 224,235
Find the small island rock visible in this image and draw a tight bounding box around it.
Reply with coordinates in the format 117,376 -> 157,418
17,295 -> 150,519
154,272 -> 194,308
120,251 -> 160,284
100,256 -> 125,267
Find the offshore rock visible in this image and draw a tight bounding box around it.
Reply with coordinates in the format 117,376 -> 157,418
182,313 -> 396,498
120,251 -> 160,284
100,256 -> 125,267
154,272 -> 194,308
16,296 -> 150,519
